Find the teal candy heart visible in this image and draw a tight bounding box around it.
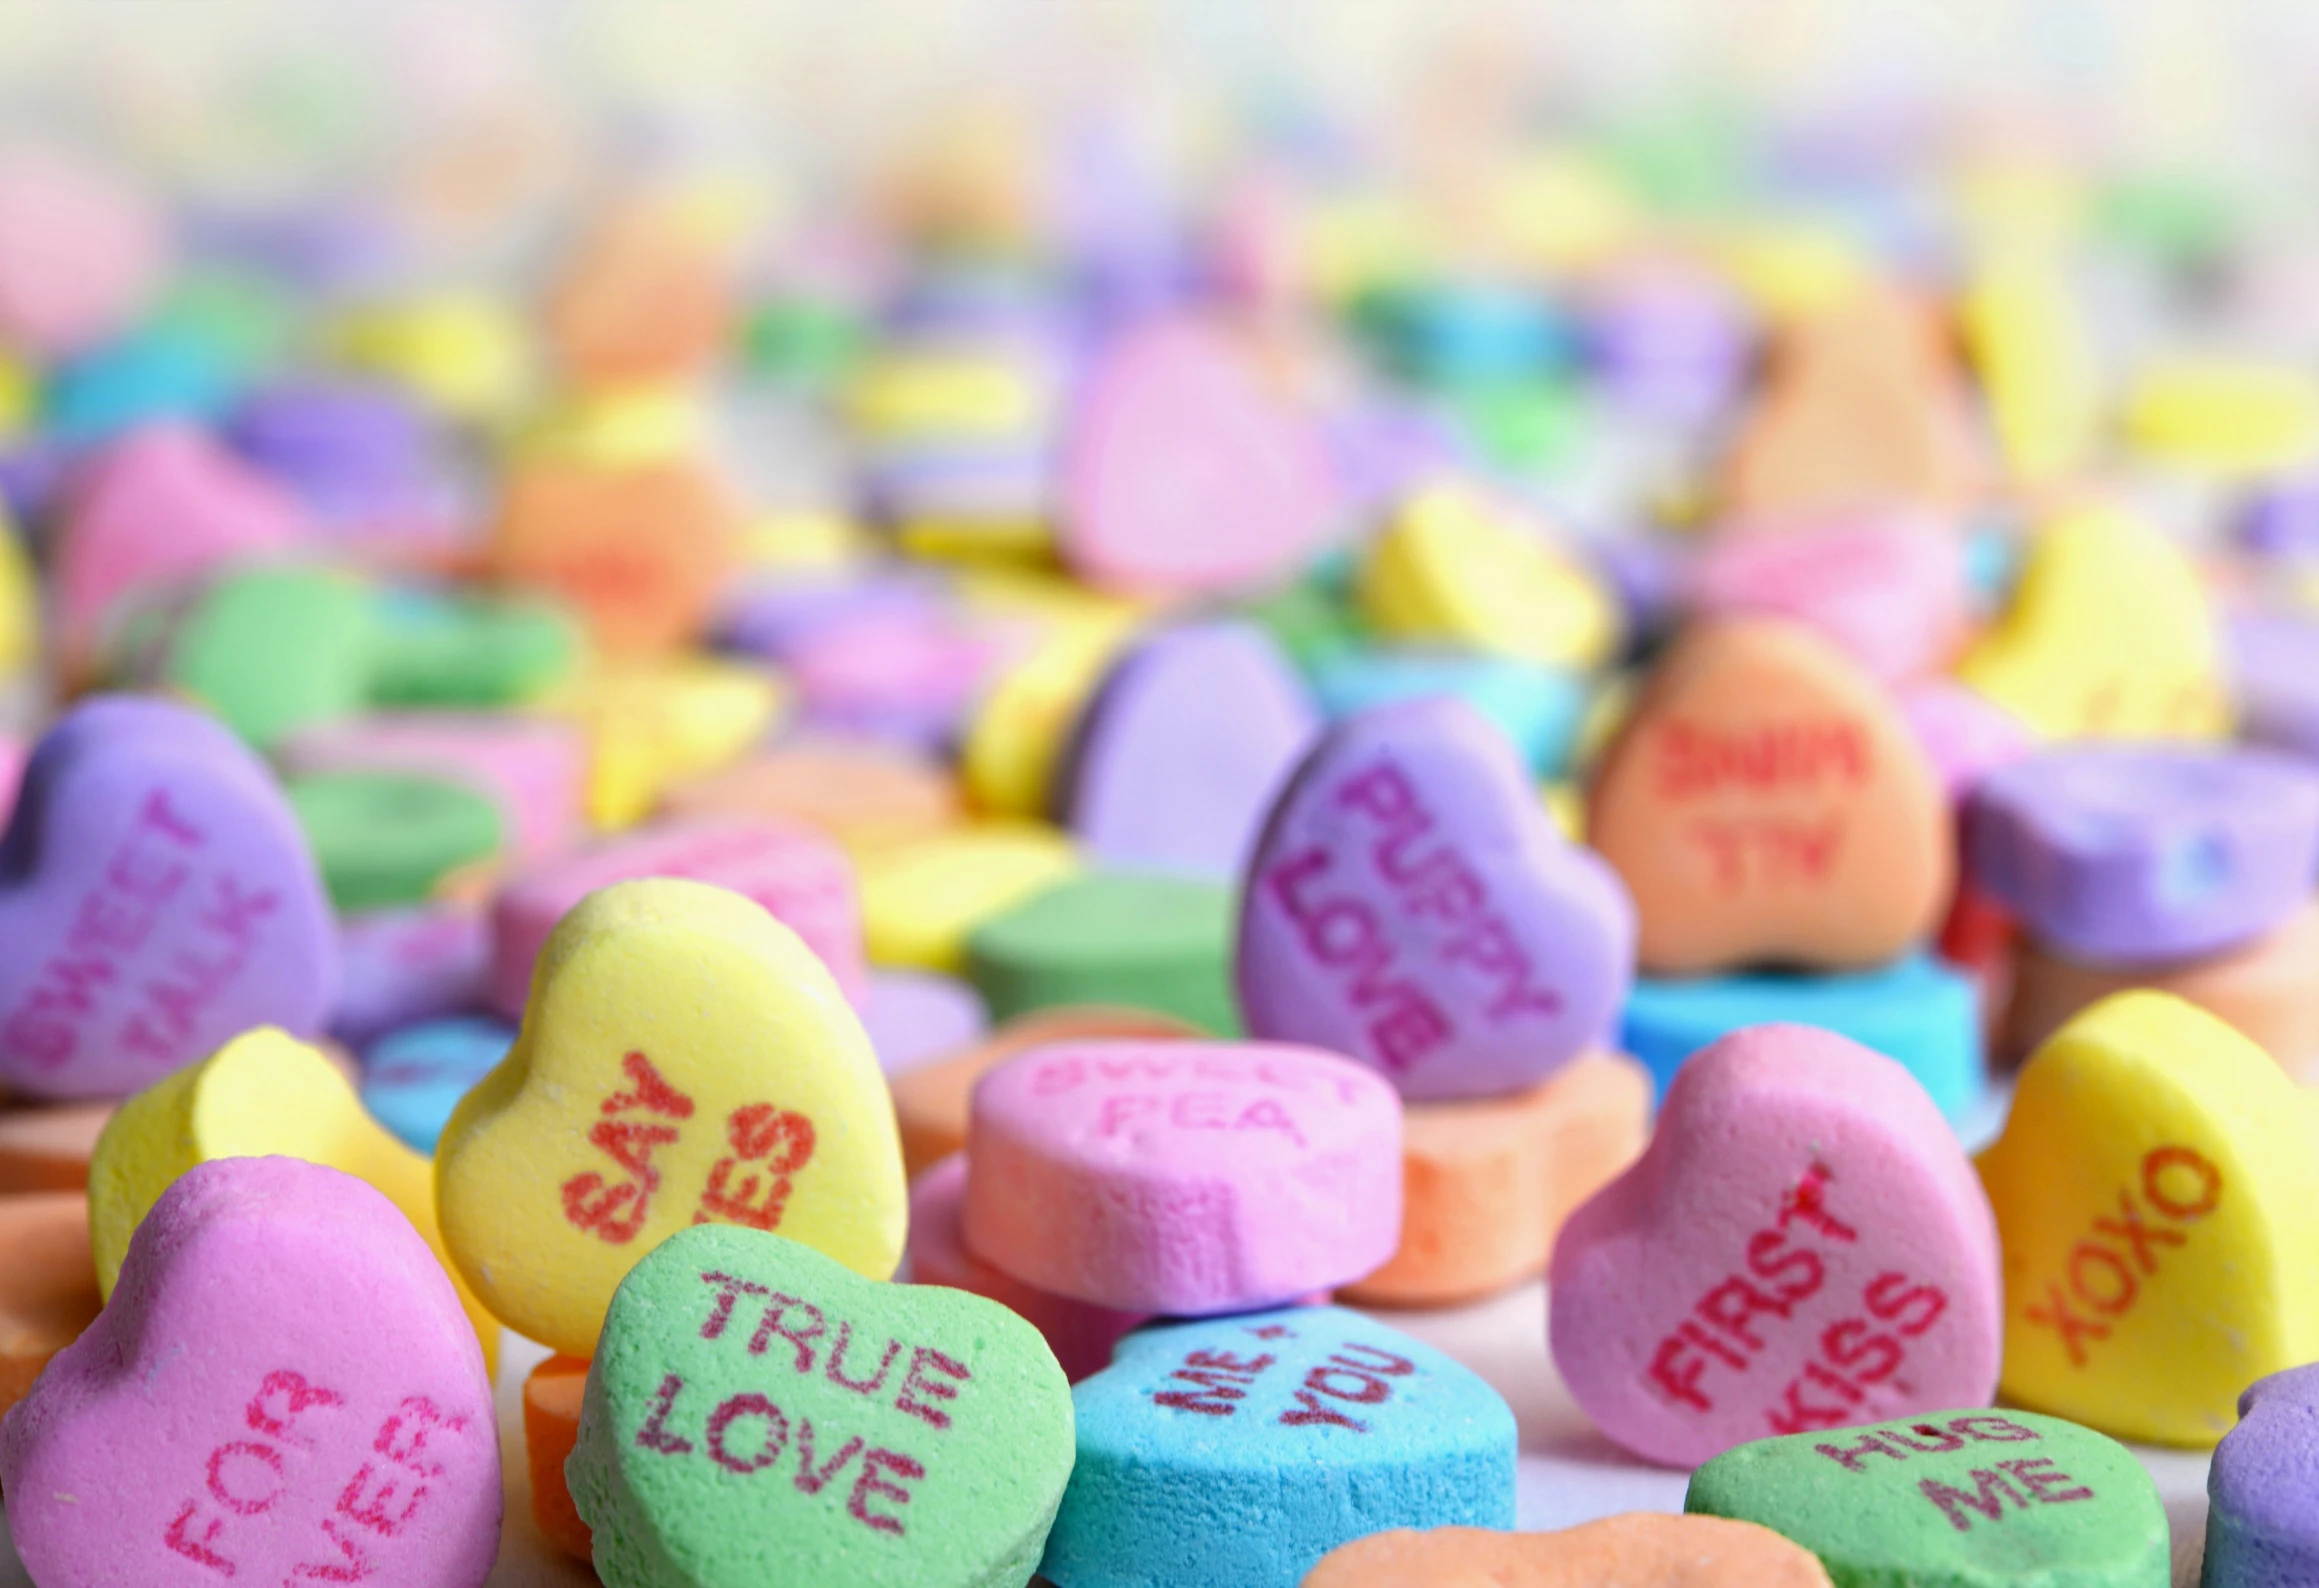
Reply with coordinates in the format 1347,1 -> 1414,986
1685,1408 -> 2168,1586
570,1222 -> 1074,1588
1043,1304 -> 1515,1587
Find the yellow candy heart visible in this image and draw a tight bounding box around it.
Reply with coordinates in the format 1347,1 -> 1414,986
518,385 -> 707,465
435,878 -> 905,1358
858,823 -> 1078,972
1359,482 -> 1620,671
1960,255 -> 2099,484
530,655 -> 786,829
964,618 -> 1139,818
0,349 -> 32,438
1976,990 -> 2319,1446
0,501 -> 38,676
1956,505 -> 2230,741
2124,360 -> 2319,476
329,290 -> 532,424
843,350 -> 1044,440
87,1026 -> 499,1372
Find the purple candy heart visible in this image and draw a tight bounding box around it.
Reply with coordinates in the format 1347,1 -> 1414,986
2205,1362 -> 2319,1585
329,903 -> 490,1048
1059,620 -> 1319,877
860,968 -> 989,1076
2230,610 -> 2319,760
1236,696 -> 1636,1101
1967,744 -> 2319,968
0,694 -> 339,1099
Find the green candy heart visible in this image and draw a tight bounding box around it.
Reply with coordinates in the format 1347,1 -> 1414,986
963,871 -> 1240,1035
571,1223 -> 1074,1588
1684,1409 -> 2167,1587
165,565 -> 378,747
367,590 -> 582,708
287,770 -> 504,910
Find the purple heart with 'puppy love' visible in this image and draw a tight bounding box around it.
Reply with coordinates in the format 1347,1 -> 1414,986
0,694 -> 338,1099
1235,696 -> 1635,1102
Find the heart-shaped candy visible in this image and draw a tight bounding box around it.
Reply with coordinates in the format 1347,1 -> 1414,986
1975,991 -> 2319,1446
1043,1305 -> 1515,1587
0,694 -> 338,1099
488,813 -> 867,1016
1688,518 -> 1966,684
1059,620 -> 1319,878
967,870 -> 1238,1036
1586,618 -> 1952,974
570,1221 -> 1073,1588
963,1039 -> 1402,1314
88,1024 -> 500,1371
329,902 -> 491,1047
1967,745 -> 2319,967
494,455 -> 737,656
435,877 -> 906,1358
360,1015 -> 516,1154
1550,1023 -> 2003,1467
861,970 -> 988,1077
1237,696 -> 1634,1101
1061,316 -> 1341,596
1957,505 -> 2230,741
2205,1362 -> 2319,1584
1685,1408 -> 2167,1585
0,145 -> 165,360
0,1156 -> 500,1588
1301,1514 -> 1833,1587
281,712 -> 588,864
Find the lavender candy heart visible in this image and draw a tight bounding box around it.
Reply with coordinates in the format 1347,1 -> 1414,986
1058,620 -> 1321,878
0,694 -> 339,1099
1237,696 -> 1636,1102
2229,611 -> 2319,761
2205,1362 -> 2319,1586
227,377 -> 454,530
862,968 -> 989,1076
328,904 -> 490,1049
1967,744 -> 2319,969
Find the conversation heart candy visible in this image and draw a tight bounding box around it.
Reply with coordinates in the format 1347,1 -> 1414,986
488,814 -> 866,1015
1060,621 -> 1319,878
908,1154 -> 1149,1383
859,823 -> 1079,974
1974,991 -> 2319,1446
548,206 -> 732,388
967,871 -> 1237,1035
1586,619 -> 1952,974
1689,519 -> 1966,684
364,587 -> 583,710
1237,696 -> 1634,1101
0,1156 -> 500,1588
1301,1514 -> 1834,1587
1957,505 -> 2229,741
360,1016 -> 516,1154
2205,1362 -> 2319,1585
532,654 -> 785,828
1339,1049 -> 1650,1308
495,455 -> 738,655
436,878 -> 906,1358
1684,1408 -> 2168,1586
1044,1305 -> 1514,1587
1619,953 -> 1983,1123
2229,609 -> 2319,761
0,1191 -> 102,1418
1061,315 -> 1340,596
50,424 -> 305,659
2001,900 -> 2319,1075
862,970 -> 988,1077
0,144 -> 165,358
1550,1024 -> 2003,1467
889,1005 -> 1199,1178
660,739 -> 962,854
329,903 -> 490,1047
570,1221 -> 1074,1588
524,1353 -> 595,1561
0,694 -> 338,1100
1308,648 -> 1591,778
0,1098 -> 110,1192
1967,746 -> 2319,968
288,770 -> 506,911
282,712 -> 588,864
962,1039 -> 1401,1313
153,564 -> 378,748
1357,482 -> 1622,672
87,1025 -> 499,1370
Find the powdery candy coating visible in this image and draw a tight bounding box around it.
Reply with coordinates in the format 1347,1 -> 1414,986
1550,1023 -> 2002,1468
0,1156 -> 499,1588
964,1039 -> 1402,1313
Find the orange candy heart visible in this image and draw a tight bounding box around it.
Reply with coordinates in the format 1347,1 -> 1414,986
494,457 -> 737,655
1301,1514 -> 1833,1587
1586,619 -> 1951,974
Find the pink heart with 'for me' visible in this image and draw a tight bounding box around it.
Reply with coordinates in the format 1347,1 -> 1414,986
1061,315 -> 1342,596
0,1155 -> 500,1588
1548,1024 -> 2002,1468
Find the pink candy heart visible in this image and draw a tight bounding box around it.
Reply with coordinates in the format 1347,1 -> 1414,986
0,1156 -> 500,1587
962,1039 -> 1402,1314
1689,519 -> 1966,684
1549,1024 -> 2002,1467
0,145 -> 166,359
1061,316 -> 1342,596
